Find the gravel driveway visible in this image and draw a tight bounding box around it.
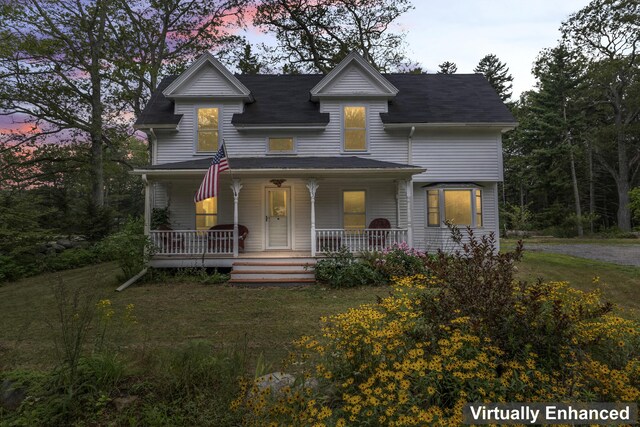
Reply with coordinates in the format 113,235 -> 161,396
524,243 -> 640,267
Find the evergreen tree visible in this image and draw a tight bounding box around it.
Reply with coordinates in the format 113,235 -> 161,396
474,54 -> 514,102
437,61 -> 457,74
238,43 -> 263,74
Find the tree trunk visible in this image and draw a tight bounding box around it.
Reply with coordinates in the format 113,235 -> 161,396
588,140 -> 595,233
569,148 -> 583,236
615,106 -> 631,231
89,0 -> 108,208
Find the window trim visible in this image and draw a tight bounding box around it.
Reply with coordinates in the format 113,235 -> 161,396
342,189 -> 367,230
195,197 -> 218,230
194,104 -> 222,155
425,186 -> 483,228
265,136 -> 297,154
341,104 -> 368,153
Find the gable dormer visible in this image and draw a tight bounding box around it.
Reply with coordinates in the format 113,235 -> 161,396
163,52 -> 253,101
310,52 -> 398,100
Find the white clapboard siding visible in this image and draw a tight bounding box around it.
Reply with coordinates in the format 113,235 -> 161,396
412,182 -> 500,252
411,129 -> 503,181
319,64 -> 389,96
176,63 -> 242,97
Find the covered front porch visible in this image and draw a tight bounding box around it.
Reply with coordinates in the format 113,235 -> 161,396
135,156 -> 424,267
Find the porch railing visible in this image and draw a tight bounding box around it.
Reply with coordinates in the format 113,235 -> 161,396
315,228 -> 408,253
150,230 -> 234,255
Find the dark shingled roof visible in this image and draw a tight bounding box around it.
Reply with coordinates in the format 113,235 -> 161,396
233,75 -> 329,125
135,76 -> 181,126
135,73 -> 515,127
382,74 -> 514,124
142,156 -> 422,170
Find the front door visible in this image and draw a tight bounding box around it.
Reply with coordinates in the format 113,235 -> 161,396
266,187 -> 291,249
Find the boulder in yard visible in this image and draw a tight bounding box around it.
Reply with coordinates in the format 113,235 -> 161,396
0,380 -> 26,411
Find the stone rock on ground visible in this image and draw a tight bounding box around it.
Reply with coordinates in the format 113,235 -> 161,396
0,380 -> 26,411
112,395 -> 139,412
254,372 -> 318,397
57,239 -> 74,249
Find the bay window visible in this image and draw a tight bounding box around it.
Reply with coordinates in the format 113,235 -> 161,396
426,187 -> 483,227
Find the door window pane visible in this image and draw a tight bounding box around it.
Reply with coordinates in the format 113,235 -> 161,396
197,108 -> 219,152
343,191 -> 366,229
444,190 -> 472,225
269,190 -> 287,217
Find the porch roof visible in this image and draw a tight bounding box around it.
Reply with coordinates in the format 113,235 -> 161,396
133,156 -> 425,176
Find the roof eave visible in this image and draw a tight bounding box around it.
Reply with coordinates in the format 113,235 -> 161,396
383,122 -> 518,131
133,123 -> 180,130
132,167 -> 426,176
232,123 -> 328,131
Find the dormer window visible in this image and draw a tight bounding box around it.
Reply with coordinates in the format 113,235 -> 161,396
268,137 -> 294,153
197,107 -> 219,152
343,106 -> 366,151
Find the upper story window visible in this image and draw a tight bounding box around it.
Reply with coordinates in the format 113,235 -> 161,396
195,197 -> 217,230
426,188 -> 483,228
343,106 -> 366,151
197,107 -> 219,152
343,190 -> 366,229
268,137 -> 294,153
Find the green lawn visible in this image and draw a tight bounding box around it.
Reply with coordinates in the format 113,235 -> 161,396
503,236 -> 640,245
512,250 -> 640,318
1,246 -> 639,370
0,263 -> 387,370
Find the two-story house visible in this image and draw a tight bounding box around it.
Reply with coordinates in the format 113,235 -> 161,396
133,52 -> 516,284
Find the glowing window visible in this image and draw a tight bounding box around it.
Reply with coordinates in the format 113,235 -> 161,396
426,188 -> 483,227
197,107 -> 219,152
343,106 -> 366,151
427,190 -> 440,227
268,137 -> 294,152
195,197 -> 217,230
343,191 -> 366,230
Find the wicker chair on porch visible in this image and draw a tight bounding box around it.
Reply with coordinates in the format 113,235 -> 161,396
368,218 -> 391,249
208,224 -> 249,253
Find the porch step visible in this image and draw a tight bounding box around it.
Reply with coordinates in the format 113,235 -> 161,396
230,259 -> 316,286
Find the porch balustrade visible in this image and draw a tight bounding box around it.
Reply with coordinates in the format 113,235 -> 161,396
150,230 -> 235,255
315,228 -> 408,253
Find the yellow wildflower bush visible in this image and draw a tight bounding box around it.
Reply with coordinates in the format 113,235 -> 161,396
237,233 -> 640,426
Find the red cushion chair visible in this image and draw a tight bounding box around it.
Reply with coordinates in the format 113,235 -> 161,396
208,224 -> 249,252
368,218 -> 391,249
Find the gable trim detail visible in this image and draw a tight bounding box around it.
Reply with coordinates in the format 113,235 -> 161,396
162,52 -> 253,101
310,52 -> 398,100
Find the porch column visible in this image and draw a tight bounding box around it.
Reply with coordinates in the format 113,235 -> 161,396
230,179 -> 243,258
395,180 -> 403,228
306,179 -> 319,257
405,179 -> 414,247
142,174 -> 150,236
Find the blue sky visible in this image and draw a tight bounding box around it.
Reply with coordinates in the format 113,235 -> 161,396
244,0 -> 592,98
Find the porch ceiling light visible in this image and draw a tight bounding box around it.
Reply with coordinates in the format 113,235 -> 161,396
270,179 -> 286,187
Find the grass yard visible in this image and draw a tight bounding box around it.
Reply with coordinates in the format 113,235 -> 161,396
1,243 -> 639,370
513,250 -> 640,319
0,263 -> 388,371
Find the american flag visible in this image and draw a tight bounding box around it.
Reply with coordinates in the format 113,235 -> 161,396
194,142 -> 229,202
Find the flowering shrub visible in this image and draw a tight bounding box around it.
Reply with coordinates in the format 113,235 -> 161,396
314,247 -> 385,288
371,242 -> 427,280
236,234 -> 640,426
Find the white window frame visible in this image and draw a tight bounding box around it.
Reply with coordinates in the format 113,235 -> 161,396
265,136 -> 297,154
341,104 -> 368,153
425,186 -> 483,228
194,104 -> 222,155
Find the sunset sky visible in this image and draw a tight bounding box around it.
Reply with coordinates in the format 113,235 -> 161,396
1,1 -> 593,133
